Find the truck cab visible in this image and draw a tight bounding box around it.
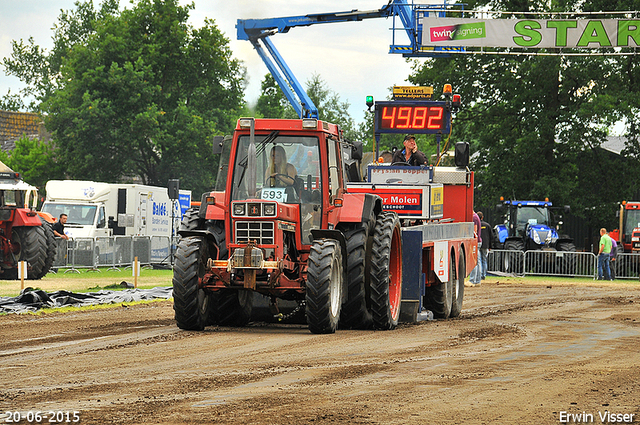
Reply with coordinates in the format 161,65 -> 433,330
41,181 -> 114,238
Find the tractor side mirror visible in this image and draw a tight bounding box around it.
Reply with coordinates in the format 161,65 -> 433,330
564,205 -> 571,214
212,135 -> 224,155
454,142 -> 469,168
351,140 -> 363,161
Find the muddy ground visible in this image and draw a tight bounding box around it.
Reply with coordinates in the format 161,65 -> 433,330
0,279 -> 639,425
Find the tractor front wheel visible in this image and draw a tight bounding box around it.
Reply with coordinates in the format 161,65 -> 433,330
172,237 -> 210,331
306,239 -> 344,334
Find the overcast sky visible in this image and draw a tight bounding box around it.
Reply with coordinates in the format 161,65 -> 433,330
0,0 -> 431,123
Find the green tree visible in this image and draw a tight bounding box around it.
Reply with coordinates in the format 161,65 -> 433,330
255,73 -> 361,140
255,74 -> 289,118
3,0 -> 246,196
0,135 -> 65,192
408,0 -> 640,227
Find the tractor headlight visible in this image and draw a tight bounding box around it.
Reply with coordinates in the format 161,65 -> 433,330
532,231 -> 542,245
263,203 -> 276,216
233,202 -> 246,216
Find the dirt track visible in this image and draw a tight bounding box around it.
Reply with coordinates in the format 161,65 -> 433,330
1,279 -> 639,425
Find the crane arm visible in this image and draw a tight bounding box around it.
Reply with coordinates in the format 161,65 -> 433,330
236,1 -> 415,119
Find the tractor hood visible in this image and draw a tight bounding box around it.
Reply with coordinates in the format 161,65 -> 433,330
527,223 -> 559,247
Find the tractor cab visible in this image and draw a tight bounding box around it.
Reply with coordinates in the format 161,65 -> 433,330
227,118 -> 348,246
495,200 -> 568,250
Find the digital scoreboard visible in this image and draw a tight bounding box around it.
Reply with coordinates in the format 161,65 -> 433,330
374,101 -> 450,135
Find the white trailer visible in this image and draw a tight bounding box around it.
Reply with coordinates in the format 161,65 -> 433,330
41,180 -> 191,239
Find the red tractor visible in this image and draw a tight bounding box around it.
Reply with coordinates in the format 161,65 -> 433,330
0,164 -> 56,279
172,111 -> 476,333
172,118 -> 402,333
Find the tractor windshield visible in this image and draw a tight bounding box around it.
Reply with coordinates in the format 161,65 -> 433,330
516,206 -> 549,229
231,134 -> 321,203
623,209 -> 640,236
231,134 -> 323,243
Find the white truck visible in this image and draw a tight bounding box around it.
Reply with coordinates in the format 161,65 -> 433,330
41,180 -> 191,239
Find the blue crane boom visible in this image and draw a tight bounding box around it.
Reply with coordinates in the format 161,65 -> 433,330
236,1 -> 453,119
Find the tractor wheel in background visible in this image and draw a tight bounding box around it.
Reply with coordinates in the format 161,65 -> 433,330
215,289 -> 254,327
172,237 -> 211,331
35,219 -> 56,279
556,241 -> 577,275
424,252 -> 454,319
12,226 -> 48,280
503,240 -> 524,274
179,207 -> 203,233
339,221 -> 374,330
450,250 -> 465,318
369,211 -> 402,330
306,239 -> 344,334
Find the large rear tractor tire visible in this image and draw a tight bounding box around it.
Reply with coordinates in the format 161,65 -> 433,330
556,241 -> 577,275
369,212 -> 402,330
306,239 -> 344,334
179,207 -> 202,233
35,219 -> 56,279
172,237 -> 211,331
425,251 -> 454,319
450,250 -> 465,318
216,289 -> 253,327
12,226 -> 49,280
339,221 -> 374,330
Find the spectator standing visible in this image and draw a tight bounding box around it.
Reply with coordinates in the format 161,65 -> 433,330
52,213 -> 69,240
597,228 -> 612,280
610,238 -> 618,280
466,211 -> 482,287
478,211 -> 494,280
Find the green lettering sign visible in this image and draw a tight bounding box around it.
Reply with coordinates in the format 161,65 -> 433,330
547,21 -> 577,47
513,20 -> 542,47
617,20 -> 640,47
577,21 -> 612,47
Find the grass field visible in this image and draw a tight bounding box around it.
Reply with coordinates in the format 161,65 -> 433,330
2,268 -> 639,299
0,267 -> 173,297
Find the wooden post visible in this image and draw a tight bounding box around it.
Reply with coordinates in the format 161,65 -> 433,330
132,256 -> 140,288
18,261 -> 27,290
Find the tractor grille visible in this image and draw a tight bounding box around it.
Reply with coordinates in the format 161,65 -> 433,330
235,221 -> 274,245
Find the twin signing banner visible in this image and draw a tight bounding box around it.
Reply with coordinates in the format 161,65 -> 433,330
421,18 -> 640,49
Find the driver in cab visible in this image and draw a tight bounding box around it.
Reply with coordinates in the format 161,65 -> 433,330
265,145 -> 297,187
391,135 -> 428,166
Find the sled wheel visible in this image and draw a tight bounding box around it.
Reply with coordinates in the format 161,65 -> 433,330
450,249 -> 465,318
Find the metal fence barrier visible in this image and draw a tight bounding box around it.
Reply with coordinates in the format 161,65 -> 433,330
613,253 -> 640,279
487,249 -> 526,277
487,250 -> 597,279
51,236 -> 174,272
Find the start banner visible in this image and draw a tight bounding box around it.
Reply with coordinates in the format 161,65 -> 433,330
421,17 -> 640,49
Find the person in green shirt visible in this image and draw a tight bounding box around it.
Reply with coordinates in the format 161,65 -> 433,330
598,228 -> 612,280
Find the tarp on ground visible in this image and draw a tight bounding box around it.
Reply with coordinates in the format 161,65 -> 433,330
0,286 -> 173,314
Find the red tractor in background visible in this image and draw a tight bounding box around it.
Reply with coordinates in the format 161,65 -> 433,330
0,163 -> 56,280
610,201 -> 640,253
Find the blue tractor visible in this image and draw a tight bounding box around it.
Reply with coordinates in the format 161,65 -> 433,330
494,200 -> 575,253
